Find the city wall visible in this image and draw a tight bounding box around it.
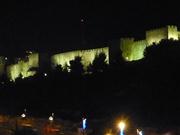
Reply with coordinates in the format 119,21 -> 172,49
120,25 -> 180,62
6,53 -> 39,81
120,38 -> 147,61
146,25 -> 179,46
51,47 -> 109,70
1,25 -> 180,81
167,25 -> 179,40
146,27 -> 168,46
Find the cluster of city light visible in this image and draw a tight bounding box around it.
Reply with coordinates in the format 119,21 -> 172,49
113,120 -> 143,135
17,110 -> 147,135
7,110 -> 147,135
80,118 -> 144,135
18,108 -> 144,135
20,110 -> 55,122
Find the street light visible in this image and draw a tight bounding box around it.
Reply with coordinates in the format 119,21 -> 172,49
21,109 -> 27,118
82,118 -> 87,135
118,121 -> 125,135
49,116 -> 53,121
137,129 -> 143,135
49,113 -> 54,121
82,118 -> 87,130
21,113 -> 26,118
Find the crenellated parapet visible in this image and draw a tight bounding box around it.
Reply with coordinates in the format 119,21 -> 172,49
167,25 -> 179,40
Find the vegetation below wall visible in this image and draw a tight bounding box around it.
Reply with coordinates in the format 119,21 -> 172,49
0,40 -> 180,127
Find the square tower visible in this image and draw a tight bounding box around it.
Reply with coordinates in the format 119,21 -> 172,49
167,25 -> 179,40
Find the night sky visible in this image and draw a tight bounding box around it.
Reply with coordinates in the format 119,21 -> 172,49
0,0 -> 180,54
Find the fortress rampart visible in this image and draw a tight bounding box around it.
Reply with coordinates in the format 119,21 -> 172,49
146,25 -> 179,46
120,25 -> 180,61
6,53 -> 39,81
51,47 -> 109,70
120,38 -> 147,61
0,25 -> 179,81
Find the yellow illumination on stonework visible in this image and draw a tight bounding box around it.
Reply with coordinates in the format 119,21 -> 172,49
120,38 -> 147,61
3,25 -> 180,80
168,25 -> 179,40
51,47 -> 109,70
120,25 -> 180,61
7,53 -> 39,81
146,25 -> 179,46
146,27 -> 168,46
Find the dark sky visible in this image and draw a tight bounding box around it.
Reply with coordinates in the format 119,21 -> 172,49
0,0 -> 180,55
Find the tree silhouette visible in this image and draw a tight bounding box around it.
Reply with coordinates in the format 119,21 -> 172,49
88,52 -> 108,73
55,64 -> 63,71
62,63 -> 69,73
69,56 -> 84,75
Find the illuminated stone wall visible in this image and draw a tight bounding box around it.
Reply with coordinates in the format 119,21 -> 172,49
7,53 -> 39,81
120,38 -> 147,61
167,25 -> 179,40
3,25 -> 180,81
146,27 -> 168,46
146,25 -> 179,46
51,47 -> 109,70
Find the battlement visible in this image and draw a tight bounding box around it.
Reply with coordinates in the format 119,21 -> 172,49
167,25 -> 178,30
167,25 -> 179,40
